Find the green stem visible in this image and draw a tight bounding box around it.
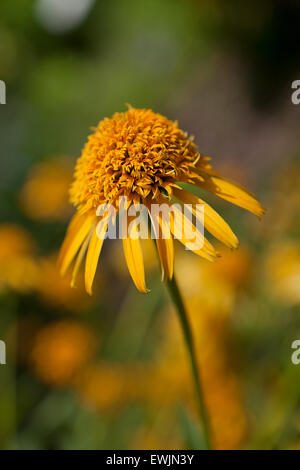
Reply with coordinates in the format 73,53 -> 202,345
166,275 -> 212,450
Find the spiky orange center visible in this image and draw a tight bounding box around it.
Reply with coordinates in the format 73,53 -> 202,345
70,108 -> 206,212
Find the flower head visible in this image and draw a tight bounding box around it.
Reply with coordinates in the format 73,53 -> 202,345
59,107 -> 265,294
70,108 -> 205,210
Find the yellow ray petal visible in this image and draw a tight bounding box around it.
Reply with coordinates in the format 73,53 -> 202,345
173,187 -> 239,249
71,229 -> 93,288
163,200 -> 218,261
147,205 -> 174,281
85,219 -> 108,295
59,212 -> 96,276
194,170 -> 265,217
122,216 -> 148,293
58,211 -> 87,266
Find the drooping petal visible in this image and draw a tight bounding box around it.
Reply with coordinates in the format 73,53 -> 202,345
162,200 -> 219,261
71,229 -> 93,288
122,216 -> 148,293
173,187 -> 239,249
194,170 -> 265,217
85,219 -> 108,295
59,212 -> 96,276
58,211 -> 86,266
147,205 -> 174,281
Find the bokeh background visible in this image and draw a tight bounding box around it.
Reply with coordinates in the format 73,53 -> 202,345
0,0 -> 300,450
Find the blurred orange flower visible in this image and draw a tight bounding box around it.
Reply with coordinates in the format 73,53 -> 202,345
30,320 -> 96,386
20,158 -> 73,221
0,223 -> 39,293
75,362 -> 144,413
265,240 -> 300,305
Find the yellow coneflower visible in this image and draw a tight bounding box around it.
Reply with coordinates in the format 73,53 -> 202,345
59,107 -> 264,294
59,106 -> 264,449
74,362 -> 140,413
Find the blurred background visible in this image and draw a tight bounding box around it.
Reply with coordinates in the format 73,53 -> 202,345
0,0 -> 300,450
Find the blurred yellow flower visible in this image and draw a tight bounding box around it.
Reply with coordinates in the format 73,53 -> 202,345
30,320 -> 96,386
213,244 -> 253,289
0,223 -> 34,260
173,251 -> 234,315
59,107 -> 264,294
36,253 -> 93,311
265,240 -> 300,305
260,164 -> 300,239
21,158 -> 73,221
74,362 -> 141,413
202,368 -> 248,450
0,223 -> 39,293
